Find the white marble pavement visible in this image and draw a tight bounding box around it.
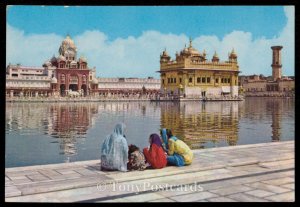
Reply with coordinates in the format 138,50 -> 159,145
5,140 -> 294,202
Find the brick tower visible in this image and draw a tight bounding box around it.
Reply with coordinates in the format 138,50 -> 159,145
271,46 -> 283,81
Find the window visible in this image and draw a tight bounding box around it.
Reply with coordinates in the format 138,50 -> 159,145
221,78 -> 223,83
224,78 -> 227,83
207,77 -> 210,83
162,79 -> 165,84
202,77 -> 206,83
170,78 -> 173,83
228,78 -> 230,83
179,78 -> 182,83
216,78 -> 219,83
189,77 -> 193,83
197,77 -> 201,83
174,78 -> 176,83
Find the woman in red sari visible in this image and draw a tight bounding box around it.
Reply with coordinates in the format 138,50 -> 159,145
143,133 -> 167,169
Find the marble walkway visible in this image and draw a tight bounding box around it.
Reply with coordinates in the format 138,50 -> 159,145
5,140 -> 294,202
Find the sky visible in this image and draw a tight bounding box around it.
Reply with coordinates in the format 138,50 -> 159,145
6,6 -> 295,78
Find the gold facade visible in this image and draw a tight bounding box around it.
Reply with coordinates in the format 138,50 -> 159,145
159,39 -> 240,98
160,102 -> 240,149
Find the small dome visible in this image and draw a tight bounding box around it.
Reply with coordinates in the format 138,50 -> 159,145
187,38 -> 201,56
79,56 -> 87,63
43,60 -> 52,67
50,56 -> 57,63
92,78 -> 98,84
229,48 -> 237,58
57,55 -> 66,62
213,51 -> 219,58
70,60 -> 77,65
161,48 -> 170,58
51,77 -> 57,84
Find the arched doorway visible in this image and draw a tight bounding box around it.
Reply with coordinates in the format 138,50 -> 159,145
60,84 -> 66,96
69,75 -> 79,92
69,84 -> 78,91
81,84 -> 87,96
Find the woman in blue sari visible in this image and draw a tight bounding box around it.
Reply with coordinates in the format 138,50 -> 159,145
100,123 -> 128,172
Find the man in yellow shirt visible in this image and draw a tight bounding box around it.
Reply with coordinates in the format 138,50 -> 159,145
160,128 -> 193,166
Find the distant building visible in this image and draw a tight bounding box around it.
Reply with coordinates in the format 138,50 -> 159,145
6,35 -> 99,97
97,77 -> 160,96
239,46 -> 294,96
6,35 -> 160,98
158,38 -> 240,98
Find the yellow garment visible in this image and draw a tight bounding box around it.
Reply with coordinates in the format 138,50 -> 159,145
168,138 -> 193,165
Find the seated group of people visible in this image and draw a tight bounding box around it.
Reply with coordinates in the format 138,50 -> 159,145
100,123 -> 193,172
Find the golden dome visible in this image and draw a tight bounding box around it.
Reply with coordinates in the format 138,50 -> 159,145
184,38 -> 201,56
161,48 -> 170,57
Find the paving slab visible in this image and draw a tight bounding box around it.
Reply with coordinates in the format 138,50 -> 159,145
5,140 -> 294,202
228,193 -> 270,202
265,191 -> 294,202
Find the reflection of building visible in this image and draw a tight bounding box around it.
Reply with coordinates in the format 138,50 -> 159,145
6,35 -> 98,97
50,103 -> 99,157
158,38 -> 240,98
160,102 -> 240,149
5,102 -> 99,158
239,46 -> 294,96
266,99 -> 282,141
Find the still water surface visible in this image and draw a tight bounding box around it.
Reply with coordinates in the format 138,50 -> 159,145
5,97 -> 294,167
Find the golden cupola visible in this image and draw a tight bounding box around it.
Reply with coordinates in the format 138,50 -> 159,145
212,51 -> 220,62
160,48 -> 171,63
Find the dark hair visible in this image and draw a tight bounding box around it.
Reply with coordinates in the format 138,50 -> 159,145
128,144 -> 139,155
166,129 -> 173,138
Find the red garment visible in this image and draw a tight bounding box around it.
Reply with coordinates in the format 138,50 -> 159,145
143,144 -> 167,169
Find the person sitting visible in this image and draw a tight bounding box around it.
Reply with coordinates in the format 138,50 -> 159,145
127,144 -> 147,171
160,128 -> 193,167
143,133 -> 167,169
100,123 -> 128,172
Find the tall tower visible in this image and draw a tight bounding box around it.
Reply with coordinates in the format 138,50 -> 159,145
271,46 -> 283,81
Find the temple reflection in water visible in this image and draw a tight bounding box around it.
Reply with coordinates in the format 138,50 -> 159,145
5,97 -> 294,167
160,101 -> 241,149
6,102 -> 99,161
48,103 -> 99,159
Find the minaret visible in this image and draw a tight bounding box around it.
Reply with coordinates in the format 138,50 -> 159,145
271,46 -> 283,81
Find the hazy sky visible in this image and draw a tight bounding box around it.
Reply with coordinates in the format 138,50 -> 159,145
6,6 -> 294,78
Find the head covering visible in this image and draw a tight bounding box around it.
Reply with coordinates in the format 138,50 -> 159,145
161,128 -> 168,149
101,123 -> 128,172
113,123 -> 126,137
150,133 -> 163,147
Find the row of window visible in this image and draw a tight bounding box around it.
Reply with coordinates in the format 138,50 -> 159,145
8,81 -> 49,85
58,63 -> 86,69
163,77 -> 231,84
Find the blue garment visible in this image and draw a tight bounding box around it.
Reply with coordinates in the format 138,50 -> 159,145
167,136 -> 185,166
101,123 -> 128,172
161,128 -> 168,150
167,153 -> 185,167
